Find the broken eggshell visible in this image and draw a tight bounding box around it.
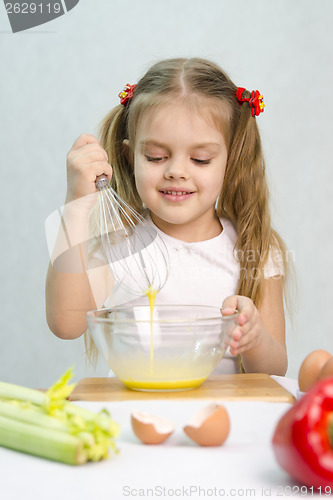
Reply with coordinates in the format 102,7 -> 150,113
131,410 -> 176,445
183,403 -> 230,446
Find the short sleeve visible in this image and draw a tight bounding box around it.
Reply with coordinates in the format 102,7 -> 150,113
263,245 -> 285,279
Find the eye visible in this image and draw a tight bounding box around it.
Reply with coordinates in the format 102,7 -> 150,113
192,158 -> 212,165
145,155 -> 165,163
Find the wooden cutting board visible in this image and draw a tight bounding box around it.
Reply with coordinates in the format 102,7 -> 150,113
69,374 -> 295,403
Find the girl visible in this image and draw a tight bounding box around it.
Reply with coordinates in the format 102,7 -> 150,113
46,58 -> 288,376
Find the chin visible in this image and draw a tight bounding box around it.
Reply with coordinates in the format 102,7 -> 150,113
156,214 -> 194,227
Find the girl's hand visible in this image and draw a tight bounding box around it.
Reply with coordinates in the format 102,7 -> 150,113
221,295 -> 264,356
65,134 -> 112,205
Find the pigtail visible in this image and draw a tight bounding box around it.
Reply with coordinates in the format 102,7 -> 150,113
217,97 -> 277,307
98,105 -> 142,213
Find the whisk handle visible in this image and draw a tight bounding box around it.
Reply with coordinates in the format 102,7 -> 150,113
96,174 -> 109,190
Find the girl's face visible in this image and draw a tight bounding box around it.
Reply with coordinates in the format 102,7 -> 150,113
133,102 -> 228,241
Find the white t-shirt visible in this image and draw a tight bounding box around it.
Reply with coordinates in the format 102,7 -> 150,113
100,213 -> 284,374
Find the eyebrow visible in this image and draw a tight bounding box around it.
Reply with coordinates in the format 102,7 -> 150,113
140,140 -> 222,150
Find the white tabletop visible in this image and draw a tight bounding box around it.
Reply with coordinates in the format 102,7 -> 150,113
1,377 -> 308,500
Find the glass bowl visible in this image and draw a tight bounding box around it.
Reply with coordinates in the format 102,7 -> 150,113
86,304 -> 238,392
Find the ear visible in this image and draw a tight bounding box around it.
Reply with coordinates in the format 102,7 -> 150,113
123,139 -> 134,166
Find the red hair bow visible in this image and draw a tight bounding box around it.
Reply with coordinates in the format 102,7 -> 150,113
236,87 -> 265,117
118,83 -> 137,106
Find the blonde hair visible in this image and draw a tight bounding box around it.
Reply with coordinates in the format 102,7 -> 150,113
86,57 -> 291,367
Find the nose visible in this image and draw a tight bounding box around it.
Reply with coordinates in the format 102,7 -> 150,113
164,158 -> 189,180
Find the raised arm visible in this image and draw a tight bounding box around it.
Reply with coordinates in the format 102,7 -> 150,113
45,134 -> 113,339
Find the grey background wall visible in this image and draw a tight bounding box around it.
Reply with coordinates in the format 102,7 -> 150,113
1,0 -> 332,388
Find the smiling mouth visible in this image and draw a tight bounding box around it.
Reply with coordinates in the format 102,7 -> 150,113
160,190 -> 194,195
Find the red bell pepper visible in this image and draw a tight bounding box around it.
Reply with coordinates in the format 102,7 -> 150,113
272,377 -> 333,488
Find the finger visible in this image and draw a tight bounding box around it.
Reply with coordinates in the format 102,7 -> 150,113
234,316 -> 255,337
236,331 -> 253,349
70,144 -> 109,164
229,324 -> 251,354
229,326 -> 244,354
73,149 -> 109,164
71,133 -> 100,151
229,333 -> 242,354
91,161 -> 113,181
234,296 -> 255,326
231,326 -> 259,354
76,160 -> 112,184
230,337 -> 249,356
221,295 -> 239,316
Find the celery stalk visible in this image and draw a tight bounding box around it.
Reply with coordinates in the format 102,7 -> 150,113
63,403 -> 119,434
0,382 -> 47,407
0,368 -> 120,465
0,401 -> 68,432
0,415 -> 87,465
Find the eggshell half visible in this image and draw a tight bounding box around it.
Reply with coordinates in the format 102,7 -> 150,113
298,349 -> 332,392
318,356 -> 333,380
131,411 -> 176,445
183,403 -> 230,446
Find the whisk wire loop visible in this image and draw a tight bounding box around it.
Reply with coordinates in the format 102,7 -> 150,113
96,175 -> 169,297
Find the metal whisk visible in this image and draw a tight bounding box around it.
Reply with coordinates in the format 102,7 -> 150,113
95,175 -> 169,297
